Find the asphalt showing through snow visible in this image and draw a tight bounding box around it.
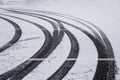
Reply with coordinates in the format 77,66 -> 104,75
0,8 -> 116,80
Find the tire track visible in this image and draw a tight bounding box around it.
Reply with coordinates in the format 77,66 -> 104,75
47,21 -> 107,80
0,16 -> 22,53
10,10 -> 116,80
0,11 -> 79,80
18,10 -> 115,80
0,8 -> 116,80
7,11 -> 80,80
48,24 -> 79,80
0,11 -> 65,80
2,8 -> 115,52
0,14 -> 52,80
3,10 -> 100,80
2,14 -> 65,80
8,9 -> 114,53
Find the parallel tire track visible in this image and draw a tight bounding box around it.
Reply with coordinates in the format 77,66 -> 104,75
11,10 -> 115,80
14,10 -> 115,80
1,11 -> 79,80
8,12 -> 80,80
0,8 -> 116,80
0,14 -> 52,80
5,14 -> 64,80
0,12 -> 65,80
0,16 -> 22,53
3,10 -> 104,80
20,10 -> 115,80
48,24 -> 79,80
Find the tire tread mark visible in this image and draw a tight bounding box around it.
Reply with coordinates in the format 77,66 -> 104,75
0,14 -> 52,80
1,9 -> 116,80
0,16 -> 22,53
9,15 -> 65,80
48,25 -> 79,80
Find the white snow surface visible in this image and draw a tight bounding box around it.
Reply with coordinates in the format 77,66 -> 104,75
0,0 -> 120,80
0,14 -> 45,74
0,18 -> 15,48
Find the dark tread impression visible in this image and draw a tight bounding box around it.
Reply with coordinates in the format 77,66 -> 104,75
0,8 -> 116,80
0,16 -> 22,53
0,14 -> 61,80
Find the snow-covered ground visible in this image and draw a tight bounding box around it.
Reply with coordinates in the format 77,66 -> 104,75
0,18 -> 15,48
0,13 -> 45,75
0,0 -> 120,80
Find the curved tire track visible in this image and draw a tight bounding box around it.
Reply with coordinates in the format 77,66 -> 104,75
0,14 -> 52,80
20,10 -> 115,80
9,11 -> 80,80
4,10 -> 104,80
5,14 -> 64,80
0,16 -> 22,53
48,24 -> 79,80
0,12 -> 65,80
0,8 -> 116,80
13,10 -> 115,80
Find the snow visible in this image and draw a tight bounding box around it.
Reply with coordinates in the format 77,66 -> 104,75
23,34 -> 71,80
0,18 -> 15,48
0,0 -> 120,80
0,14 -> 45,74
62,23 -> 97,80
